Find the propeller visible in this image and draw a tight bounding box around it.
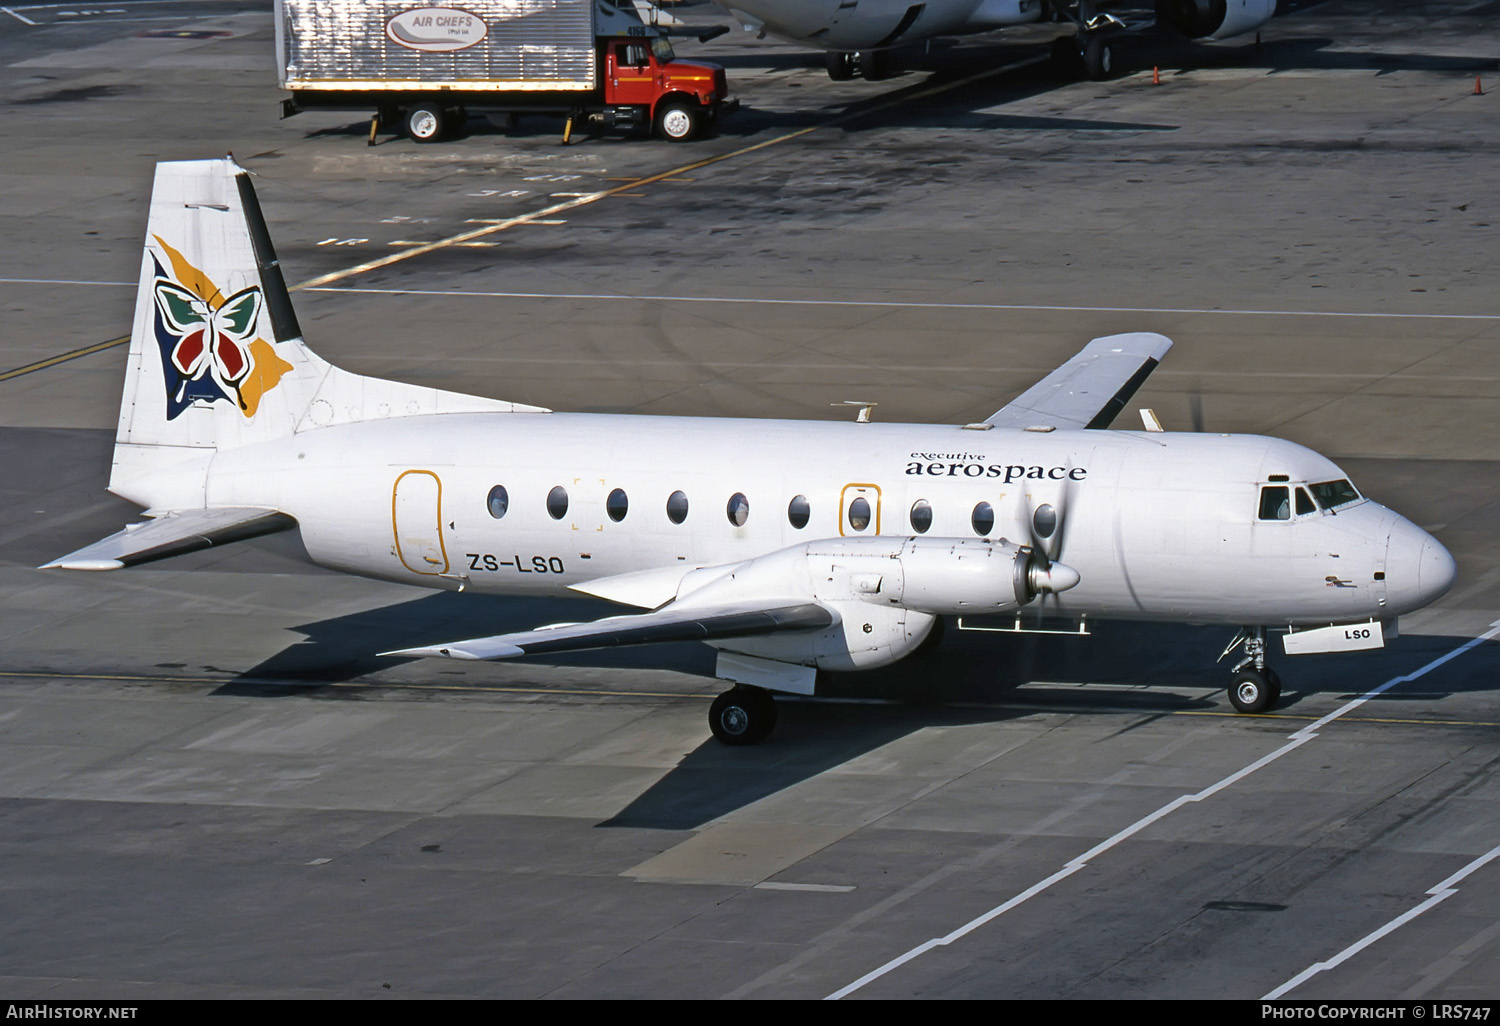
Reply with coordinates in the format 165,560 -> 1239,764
1020,473 -> 1081,618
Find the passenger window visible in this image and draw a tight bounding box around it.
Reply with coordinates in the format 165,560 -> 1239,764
787,494 -> 810,530
1032,503 -> 1058,540
909,499 -> 932,534
971,501 -> 994,536
1296,488 -> 1315,516
848,496 -> 871,532
666,490 -> 688,525
606,488 -> 628,523
1258,486 -> 1290,521
486,485 -> 508,519
546,485 -> 569,520
726,492 -> 750,527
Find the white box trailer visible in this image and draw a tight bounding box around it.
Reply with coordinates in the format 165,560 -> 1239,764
276,0 -> 732,143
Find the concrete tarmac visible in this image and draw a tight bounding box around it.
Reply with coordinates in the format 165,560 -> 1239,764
1,0 -> 1498,1000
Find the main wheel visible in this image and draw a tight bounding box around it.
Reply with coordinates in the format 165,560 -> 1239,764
1083,34 -> 1115,81
1228,670 -> 1276,714
405,103 -> 446,143
654,100 -> 698,142
825,51 -> 856,81
861,49 -> 892,81
709,686 -> 777,745
1264,667 -> 1283,704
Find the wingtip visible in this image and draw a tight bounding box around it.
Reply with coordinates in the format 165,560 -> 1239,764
39,558 -> 124,571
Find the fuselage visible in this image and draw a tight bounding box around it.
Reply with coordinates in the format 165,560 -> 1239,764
194,413 -> 1454,628
727,0 -> 1044,51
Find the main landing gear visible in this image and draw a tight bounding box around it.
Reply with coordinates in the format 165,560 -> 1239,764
709,685 -> 778,745
823,49 -> 892,81
1049,3 -> 1126,81
1220,626 -> 1284,714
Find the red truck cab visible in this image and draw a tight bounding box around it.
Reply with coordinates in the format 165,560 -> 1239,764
602,35 -> 730,141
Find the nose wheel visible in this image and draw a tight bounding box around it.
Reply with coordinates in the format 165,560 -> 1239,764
1220,627 -> 1284,713
709,685 -> 778,745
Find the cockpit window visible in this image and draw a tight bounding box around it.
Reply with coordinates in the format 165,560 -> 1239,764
1310,479 -> 1361,510
1258,486 -> 1290,521
1296,488 -> 1316,516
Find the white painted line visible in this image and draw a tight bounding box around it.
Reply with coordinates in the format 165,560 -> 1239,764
10,277 -> 1497,324
0,277 -> 131,287
827,621 -> 1500,1000
1264,839 -> 1500,999
755,882 -> 857,893
304,286 -> 1500,321
2,6 -> 38,24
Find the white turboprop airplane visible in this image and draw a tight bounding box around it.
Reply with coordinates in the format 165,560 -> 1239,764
48,158 -> 1455,744
712,1 -> 1279,80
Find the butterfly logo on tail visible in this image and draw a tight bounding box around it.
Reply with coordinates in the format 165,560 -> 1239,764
149,235 -> 292,420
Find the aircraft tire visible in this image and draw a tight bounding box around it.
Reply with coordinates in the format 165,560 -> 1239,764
1228,670 -> 1275,714
1083,34 -> 1116,81
405,103 -> 447,143
826,51 -> 856,81
1264,667 -> 1283,704
861,50 -> 893,81
709,686 -> 777,745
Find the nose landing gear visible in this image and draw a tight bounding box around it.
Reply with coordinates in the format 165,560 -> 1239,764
1220,626 -> 1284,713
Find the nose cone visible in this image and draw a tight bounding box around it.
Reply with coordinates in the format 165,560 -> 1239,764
1386,517 -> 1457,614
1032,560 -> 1081,594
1417,532 -> 1458,602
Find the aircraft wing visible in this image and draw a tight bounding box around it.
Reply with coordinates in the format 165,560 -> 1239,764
382,600 -> 833,661
985,332 -> 1173,430
41,507 -> 296,570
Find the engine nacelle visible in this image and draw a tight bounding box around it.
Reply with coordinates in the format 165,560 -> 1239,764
886,537 -> 1035,615
1154,0 -> 1275,40
961,0 -> 1047,32
673,536 -> 1063,676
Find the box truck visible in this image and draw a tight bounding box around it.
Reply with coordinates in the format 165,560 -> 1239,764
276,0 -> 733,143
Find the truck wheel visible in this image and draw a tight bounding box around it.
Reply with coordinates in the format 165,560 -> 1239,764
654,101 -> 697,142
405,103 -> 446,143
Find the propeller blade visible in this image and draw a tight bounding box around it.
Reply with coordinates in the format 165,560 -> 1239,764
1023,466 -> 1077,621
1189,385 -> 1205,433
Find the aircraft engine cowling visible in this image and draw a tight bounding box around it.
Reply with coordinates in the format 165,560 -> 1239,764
888,537 -> 1037,615
1154,0 -> 1275,40
675,536 -> 1079,675
961,0 -> 1047,32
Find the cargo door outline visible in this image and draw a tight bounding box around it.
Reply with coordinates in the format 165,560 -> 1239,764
392,469 -> 448,575
839,483 -> 882,537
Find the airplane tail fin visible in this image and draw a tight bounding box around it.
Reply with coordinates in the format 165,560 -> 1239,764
111,158 -> 546,507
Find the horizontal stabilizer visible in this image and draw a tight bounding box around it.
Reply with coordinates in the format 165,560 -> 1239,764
383,601 -> 832,662
42,507 -> 295,571
987,332 -> 1173,430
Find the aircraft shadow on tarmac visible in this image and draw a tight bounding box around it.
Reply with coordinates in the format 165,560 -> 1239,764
222,590 -> 1497,831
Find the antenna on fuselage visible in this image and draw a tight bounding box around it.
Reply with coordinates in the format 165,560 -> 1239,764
833,400 -> 877,423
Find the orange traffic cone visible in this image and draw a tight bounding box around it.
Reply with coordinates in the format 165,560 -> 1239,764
1475,75 -> 1484,96
1153,66 -> 1161,86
